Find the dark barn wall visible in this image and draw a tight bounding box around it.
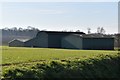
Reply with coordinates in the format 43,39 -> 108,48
61,35 -> 82,49
24,38 -> 36,47
48,33 -> 69,48
82,38 -> 114,50
25,32 -> 48,47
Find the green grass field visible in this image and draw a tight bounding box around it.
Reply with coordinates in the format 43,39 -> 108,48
1,46 -> 120,79
2,46 -> 118,65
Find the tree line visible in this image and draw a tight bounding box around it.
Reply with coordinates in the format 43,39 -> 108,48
2,26 -> 39,37
1,26 -> 120,48
1,26 -> 40,45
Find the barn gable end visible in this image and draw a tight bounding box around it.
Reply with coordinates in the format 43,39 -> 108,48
9,39 -> 24,47
24,32 -> 48,47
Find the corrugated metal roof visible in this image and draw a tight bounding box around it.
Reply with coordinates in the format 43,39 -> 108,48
72,34 -> 114,38
9,39 -> 30,43
36,31 -> 85,36
17,39 -> 30,42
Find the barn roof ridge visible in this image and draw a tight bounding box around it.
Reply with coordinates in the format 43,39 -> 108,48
8,39 -> 30,43
37,31 -> 85,35
72,34 -> 114,38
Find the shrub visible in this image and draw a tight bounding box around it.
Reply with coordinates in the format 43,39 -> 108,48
2,54 -> 120,80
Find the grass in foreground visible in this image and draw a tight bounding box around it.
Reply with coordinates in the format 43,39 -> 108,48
2,54 -> 120,79
1,46 -> 120,79
2,46 -> 118,65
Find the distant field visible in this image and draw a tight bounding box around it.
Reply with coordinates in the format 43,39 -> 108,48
2,46 -> 118,65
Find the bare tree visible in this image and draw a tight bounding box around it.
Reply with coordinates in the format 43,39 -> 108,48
87,28 -> 91,34
100,27 -> 105,34
76,30 -> 80,32
11,27 -> 17,31
97,27 -> 101,34
97,27 -> 105,34
18,27 -> 23,31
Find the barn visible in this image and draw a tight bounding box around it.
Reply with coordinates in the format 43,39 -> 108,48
9,39 -> 24,47
9,31 -> 114,50
24,31 -> 85,48
62,34 -> 114,50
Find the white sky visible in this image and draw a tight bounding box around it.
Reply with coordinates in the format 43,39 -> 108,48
0,0 -> 119,34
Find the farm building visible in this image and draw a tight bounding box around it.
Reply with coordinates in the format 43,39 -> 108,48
24,31 -> 85,48
9,39 -> 24,47
9,31 -> 114,50
62,34 -> 114,50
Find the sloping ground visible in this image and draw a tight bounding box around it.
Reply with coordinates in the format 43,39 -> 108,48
2,53 -> 120,79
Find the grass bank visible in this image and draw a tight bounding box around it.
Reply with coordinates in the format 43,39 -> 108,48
2,53 -> 120,79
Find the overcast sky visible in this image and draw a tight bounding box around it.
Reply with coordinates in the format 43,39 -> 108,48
0,1 -> 118,34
